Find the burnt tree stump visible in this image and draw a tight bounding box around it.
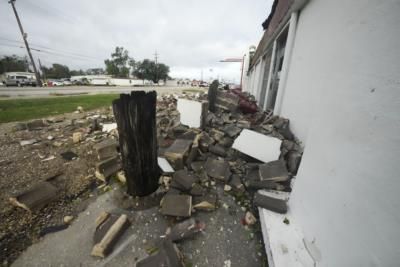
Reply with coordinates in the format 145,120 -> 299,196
112,91 -> 159,196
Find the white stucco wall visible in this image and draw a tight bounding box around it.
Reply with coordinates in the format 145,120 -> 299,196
277,0 -> 400,266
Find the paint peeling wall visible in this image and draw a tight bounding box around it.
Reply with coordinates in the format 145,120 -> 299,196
279,0 -> 400,265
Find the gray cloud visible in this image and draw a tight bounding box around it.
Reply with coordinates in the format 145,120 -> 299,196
0,0 -> 272,82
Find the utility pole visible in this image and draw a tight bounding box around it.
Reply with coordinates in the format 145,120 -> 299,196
38,58 -> 46,82
9,0 -> 42,86
153,50 -> 158,84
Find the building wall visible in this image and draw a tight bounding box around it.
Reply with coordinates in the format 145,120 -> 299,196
278,0 -> 400,266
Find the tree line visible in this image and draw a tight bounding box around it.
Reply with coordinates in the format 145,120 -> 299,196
0,46 -> 170,82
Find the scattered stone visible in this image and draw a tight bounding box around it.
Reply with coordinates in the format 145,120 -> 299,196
233,129 -> 282,163
39,224 -> 69,237
9,181 -> 58,212
93,139 -> 118,160
190,161 -> 204,173
26,119 -> 45,130
274,118 -> 294,140
60,151 -> 78,161
189,184 -> 205,196
41,155 -> 55,162
72,132 -> 83,144
223,124 -> 242,138
158,157 -> 175,174
91,213 -> 130,258
244,211 -> 257,225
166,218 -> 206,242
259,160 -> 289,182
164,139 -> 193,170
171,170 -> 196,191
215,91 -> 239,112
63,215 -> 74,224
116,171 -> 126,184
20,139 -> 38,146
198,132 -> 214,152
245,180 -> 285,191
193,193 -> 218,211
209,129 -> 225,142
161,194 -> 192,217
136,239 -> 184,267
76,106 -> 84,113
102,123 -> 117,133
95,156 -> 121,182
209,144 -> 227,157
253,191 -> 288,214
286,151 -> 302,175
204,158 -> 231,181
224,184 -> 232,192
13,122 -> 27,131
47,135 -> 54,141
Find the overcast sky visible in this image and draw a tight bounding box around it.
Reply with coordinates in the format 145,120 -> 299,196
0,0 -> 272,83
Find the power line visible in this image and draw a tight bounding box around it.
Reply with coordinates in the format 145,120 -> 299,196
0,37 -> 100,60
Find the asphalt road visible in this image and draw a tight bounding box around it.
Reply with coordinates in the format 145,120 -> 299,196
0,86 -> 204,98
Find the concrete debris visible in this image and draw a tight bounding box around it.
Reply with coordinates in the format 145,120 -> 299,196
95,156 -> 121,182
161,194 -> 192,217
136,239 -> 184,267
164,139 -> 193,170
222,124 -> 242,138
26,119 -> 46,130
224,184 -> 232,192
41,155 -> 56,162
193,194 -> 218,211
158,157 -> 175,174
204,158 -> 231,182
253,192 -> 288,214
91,213 -> 130,258
72,132 -> 83,144
171,169 -> 196,191
94,139 -> 118,160
63,215 -> 74,224
9,181 -> 58,212
215,90 -> 239,112
286,151 -> 302,175
209,144 -> 227,157
165,218 -> 206,242
116,171 -> 126,184
20,139 -> 38,146
244,211 -> 257,225
102,123 -> 117,133
259,160 -> 289,182
232,129 -> 282,163
177,98 -> 208,128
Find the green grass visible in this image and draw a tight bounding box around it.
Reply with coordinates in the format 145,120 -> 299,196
182,88 -> 207,94
0,94 -> 119,123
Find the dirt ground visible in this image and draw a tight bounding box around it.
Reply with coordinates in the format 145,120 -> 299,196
0,108 -> 114,265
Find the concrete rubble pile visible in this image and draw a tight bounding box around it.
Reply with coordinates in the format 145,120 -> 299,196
7,86 -> 303,265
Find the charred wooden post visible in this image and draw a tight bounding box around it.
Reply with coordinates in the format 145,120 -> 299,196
208,80 -> 219,112
112,91 -> 159,196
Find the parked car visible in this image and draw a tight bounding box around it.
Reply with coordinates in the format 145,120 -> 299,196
5,75 -> 37,87
60,78 -> 72,86
199,81 -> 209,87
50,80 -> 64,86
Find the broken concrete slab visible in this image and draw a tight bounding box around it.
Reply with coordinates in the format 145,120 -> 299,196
20,139 -> 38,146
94,139 -> 118,160
166,218 -> 206,242
95,156 -> 121,182
9,181 -> 58,212
72,132 -> 83,144
259,160 -> 289,182
286,151 -> 302,175
253,191 -> 288,214
208,144 -> 227,157
204,158 -> 231,182
232,129 -> 282,163
215,91 -> 239,112
177,98 -> 208,128
158,157 -> 174,174
245,180 -> 285,191
223,124 -> 242,138
26,119 -> 45,130
102,123 -> 117,133
161,194 -> 192,217
171,170 -> 196,191
91,213 -> 130,258
189,183 -> 206,196
192,193 -> 218,211
136,239 -> 183,267
164,139 -> 193,170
